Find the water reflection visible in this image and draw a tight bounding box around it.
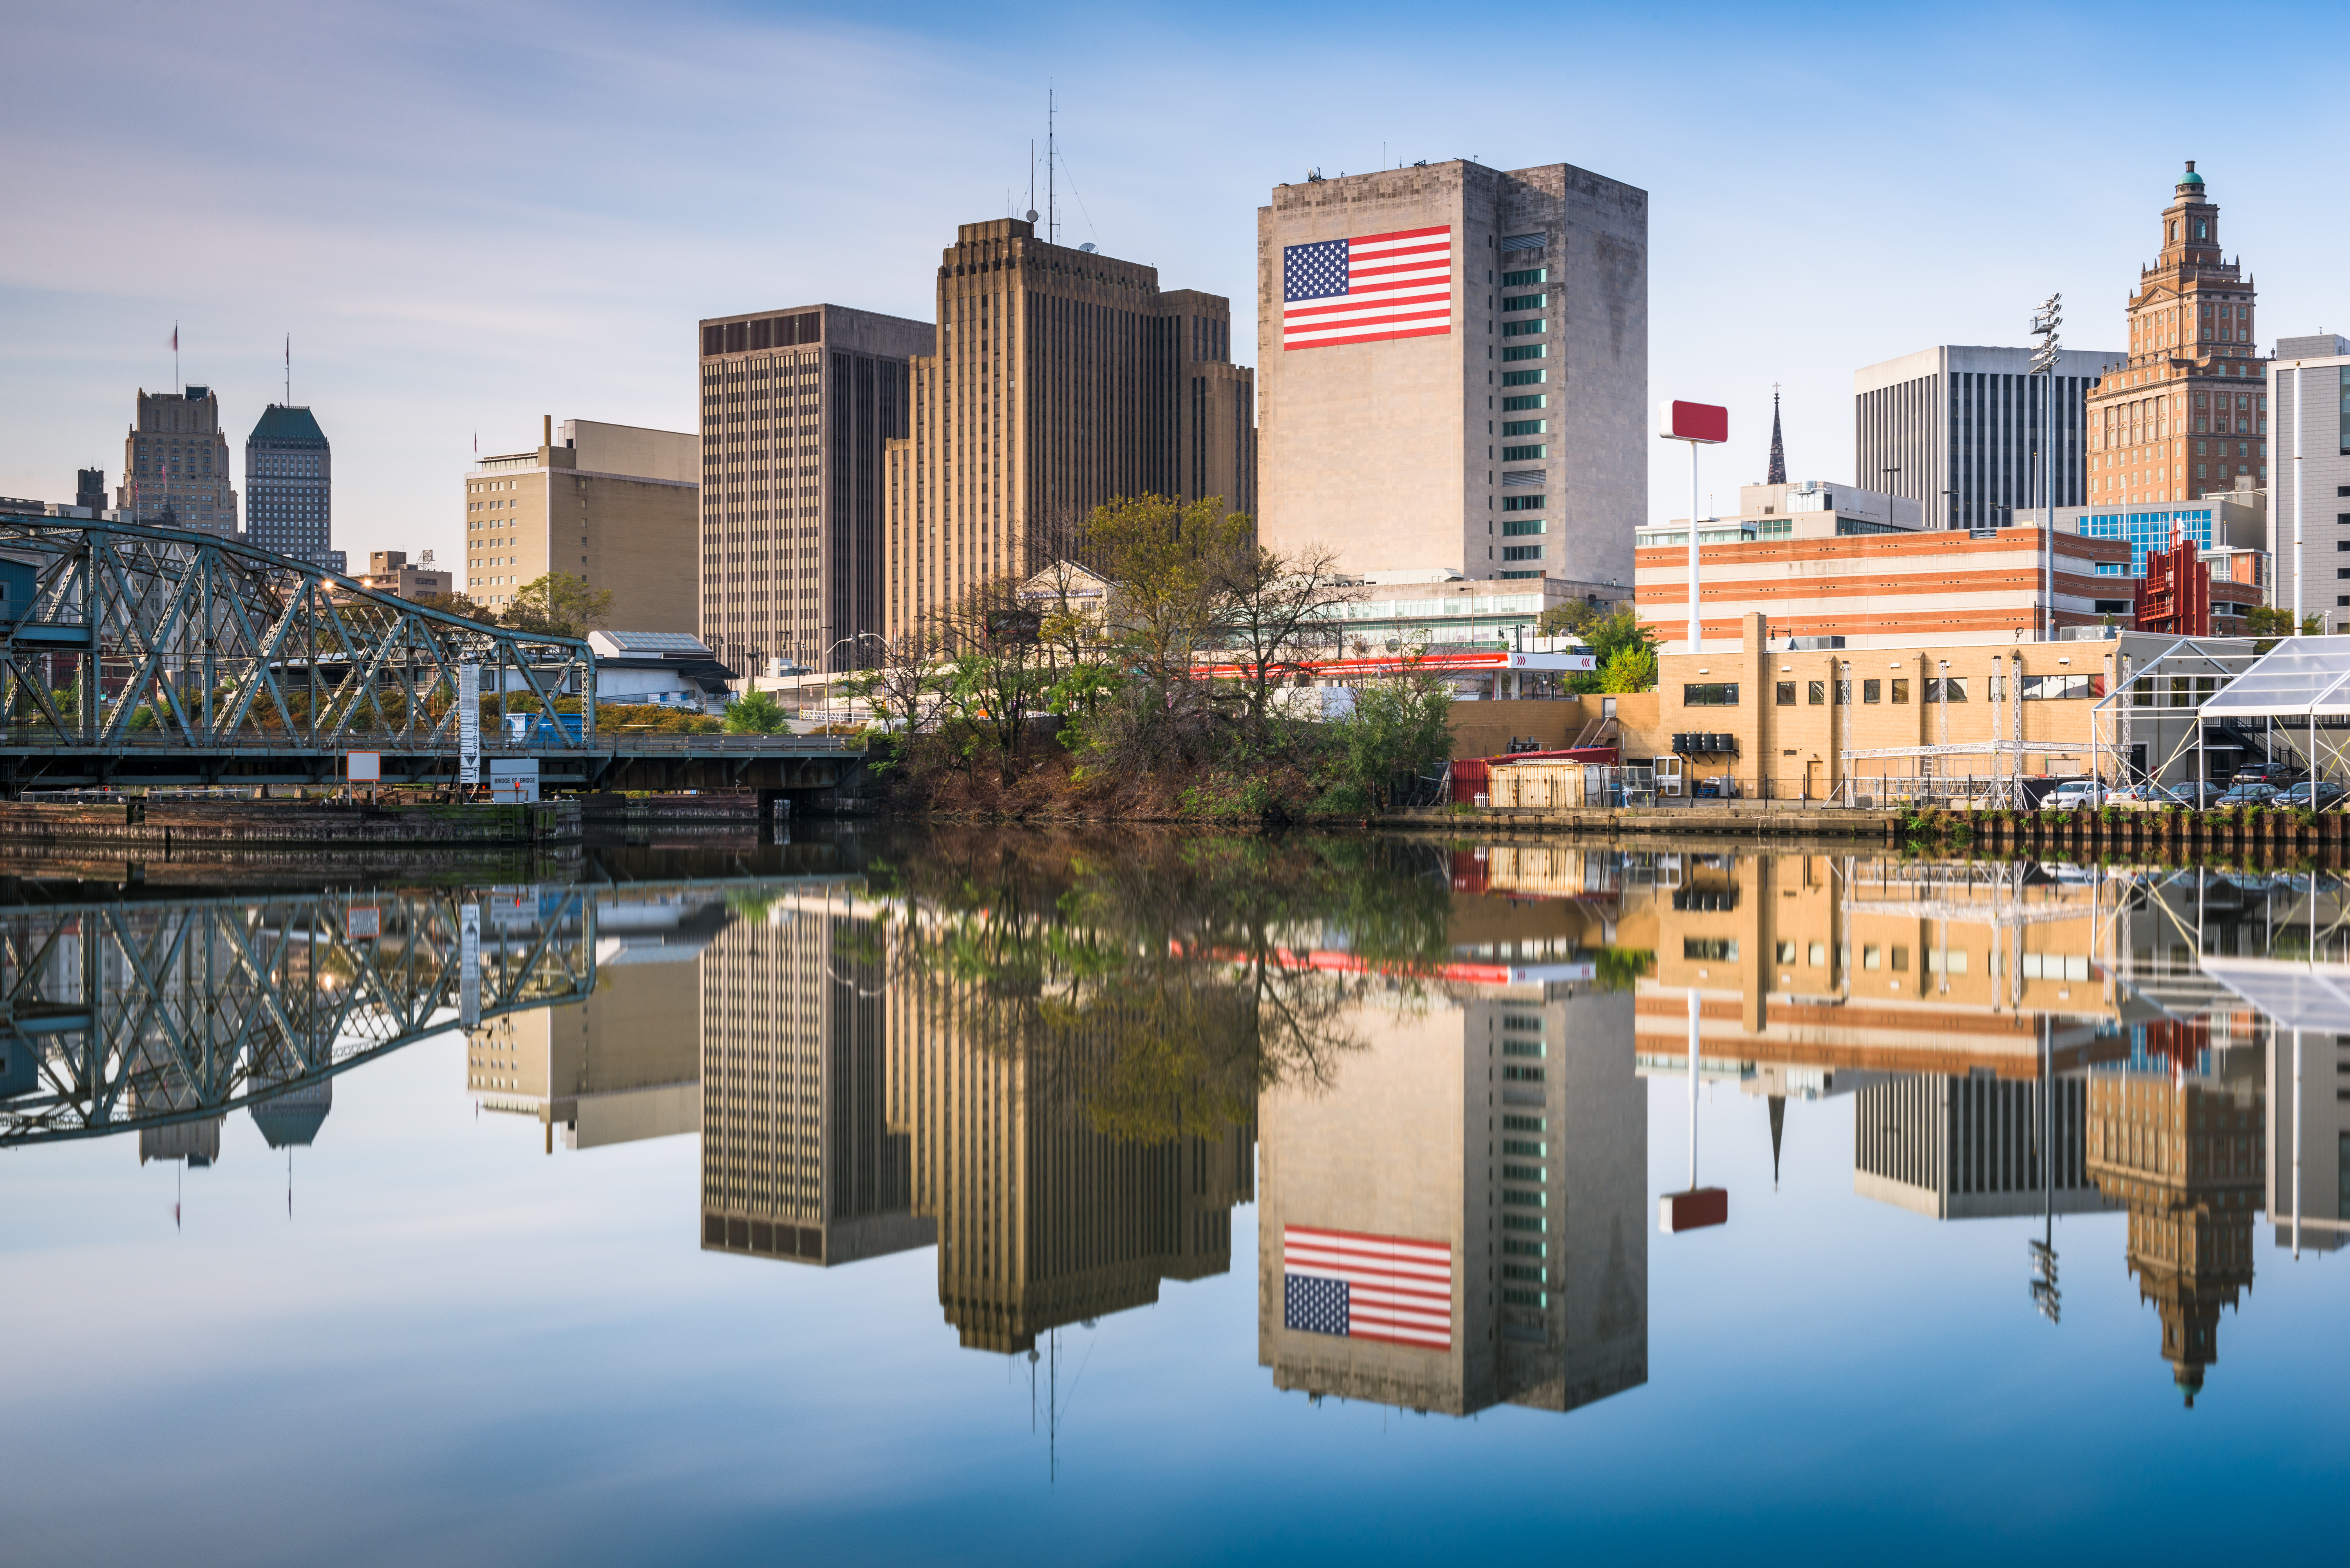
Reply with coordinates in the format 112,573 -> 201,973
6,835 -> 2350,1431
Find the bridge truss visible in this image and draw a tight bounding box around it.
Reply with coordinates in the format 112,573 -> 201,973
0,511 -> 593,756
0,886 -> 596,1145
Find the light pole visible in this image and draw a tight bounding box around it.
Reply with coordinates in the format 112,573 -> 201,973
2030,295 -> 2064,639
1659,400 -> 1729,650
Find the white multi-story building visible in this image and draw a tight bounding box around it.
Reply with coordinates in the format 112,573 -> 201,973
1255,160 -> 1647,594
2266,334 -> 2350,630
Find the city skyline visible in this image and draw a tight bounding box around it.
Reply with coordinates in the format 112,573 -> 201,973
6,2 -> 2347,580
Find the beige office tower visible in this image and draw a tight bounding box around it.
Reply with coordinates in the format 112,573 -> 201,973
699,896 -> 933,1267
463,417 -> 698,627
1256,162 -> 1645,590
1258,986 -> 1646,1416
883,219 -> 1255,640
697,306 -> 933,675
467,900 -> 714,1151
118,386 -> 238,536
887,974 -> 1254,1352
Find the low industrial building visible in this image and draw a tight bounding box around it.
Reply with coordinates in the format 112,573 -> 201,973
588,630 -> 735,712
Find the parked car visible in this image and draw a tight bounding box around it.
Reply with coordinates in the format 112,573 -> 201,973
2215,780 -> 2280,809
2107,783 -> 2168,808
2163,781 -> 2223,809
2042,780 -> 2106,810
2232,761 -> 2307,789
2276,780 -> 2349,810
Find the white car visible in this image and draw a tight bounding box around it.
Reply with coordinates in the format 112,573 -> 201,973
2042,780 -> 2105,810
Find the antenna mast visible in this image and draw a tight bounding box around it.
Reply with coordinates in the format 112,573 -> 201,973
1048,86 -> 1058,245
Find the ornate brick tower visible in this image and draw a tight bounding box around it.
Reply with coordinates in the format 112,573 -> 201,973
2085,163 -> 2267,509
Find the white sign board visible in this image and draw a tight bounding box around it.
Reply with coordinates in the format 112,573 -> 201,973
490,757 -> 539,804
347,750 -> 382,783
459,902 -> 482,1028
347,905 -> 381,940
458,663 -> 481,787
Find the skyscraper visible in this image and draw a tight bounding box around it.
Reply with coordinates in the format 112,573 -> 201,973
118,387 -> 237,536
1259,985 -> 1647,1418
2085,163 -> 2267,512
1256,161 -> 1645,590
464,417 -> 698,627
697,305 -> 932,674
243,404 -> 342,573
1854,345 -> 2117,529
699,893 -> 933,1268
2268,333 -> 2350,628
883,219 -> 1254,641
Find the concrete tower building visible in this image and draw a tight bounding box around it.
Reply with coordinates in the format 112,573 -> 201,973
698,305 -> 932,674
2264,334 -> 2350,629
118,387 -> 237,536
883,219 -> 1254,642
1255,161 -> 1646,592
244,404 -> 340,572
2085,163 -> 2268,513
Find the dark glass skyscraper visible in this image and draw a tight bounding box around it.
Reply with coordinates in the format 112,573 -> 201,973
244,404 -> 342,573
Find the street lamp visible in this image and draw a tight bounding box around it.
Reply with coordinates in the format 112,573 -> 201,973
2030,294 -> 2064,638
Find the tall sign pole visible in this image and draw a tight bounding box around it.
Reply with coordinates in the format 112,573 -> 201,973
1659,401 -> 1730,650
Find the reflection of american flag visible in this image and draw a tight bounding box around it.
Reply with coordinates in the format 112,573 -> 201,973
1282,1225 -> 1452,1349
1281,226 -> 1453,351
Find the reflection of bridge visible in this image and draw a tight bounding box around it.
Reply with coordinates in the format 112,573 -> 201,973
0,511 -> 864,800
0,887 -> 597,1145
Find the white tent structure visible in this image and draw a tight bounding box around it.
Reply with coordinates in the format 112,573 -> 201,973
2190,636 -> 2350,793
2088,635 -> 2262,789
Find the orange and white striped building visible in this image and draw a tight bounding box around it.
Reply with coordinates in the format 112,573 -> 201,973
1637,481 -> 2131,653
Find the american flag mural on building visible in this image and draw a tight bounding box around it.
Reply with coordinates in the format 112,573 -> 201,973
1281,1224 -> 1453,1350
1280,226 -> 1454,351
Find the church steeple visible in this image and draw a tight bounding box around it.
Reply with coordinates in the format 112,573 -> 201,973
1765,385 -> 1786,486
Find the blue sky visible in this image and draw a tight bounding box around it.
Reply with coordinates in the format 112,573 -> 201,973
3,0 -> 2346,566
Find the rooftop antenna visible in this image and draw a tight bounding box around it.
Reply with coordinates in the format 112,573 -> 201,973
284,333 -> 291,406
1027,139 -> 1038,228
1047,85 -> 1058,245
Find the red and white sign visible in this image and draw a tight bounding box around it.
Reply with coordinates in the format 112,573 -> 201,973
346,751 -> 382,782
1658,400 -> 1728,444
1659,1187 -> 1728,1232
347,906 -> 381,939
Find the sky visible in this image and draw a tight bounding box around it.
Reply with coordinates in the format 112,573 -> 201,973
4,0 -> 2348,571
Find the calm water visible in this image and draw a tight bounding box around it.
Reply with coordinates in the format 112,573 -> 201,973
3,829 -> 2346,1565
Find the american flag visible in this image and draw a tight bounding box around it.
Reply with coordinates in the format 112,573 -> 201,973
1281,225 -> 1453,352
1282,1224 -> 1452,1350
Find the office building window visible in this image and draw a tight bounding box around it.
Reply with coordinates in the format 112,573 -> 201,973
1501,444 -> 1546,461
1502,496 -> 1544,513
1502,517 -> 1545,535
1775,682 -> 1796,706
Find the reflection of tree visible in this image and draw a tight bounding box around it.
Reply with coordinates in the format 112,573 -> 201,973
869,829 -> 1453,1145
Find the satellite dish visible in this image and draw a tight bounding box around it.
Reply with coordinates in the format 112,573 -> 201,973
1024,208 -> 1039,222
1079,242 -> 1097,254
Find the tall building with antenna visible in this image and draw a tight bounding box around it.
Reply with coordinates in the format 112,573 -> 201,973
243,404 -> 342,572
117,387 -> 237,537
882,218 -> 1254,639
1255,160 -> 1645,594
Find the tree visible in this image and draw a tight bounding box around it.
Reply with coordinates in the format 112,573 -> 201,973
838,627 -> 940,739
500,574 -> 614,639
724,688 -> 789,733
1599,642 -> 1658,693
1088,494 -> 1251,689
1209,541 -> 1357,738
929,576 -> 1059,786
416,591 -> 496,623
1325,653 -> 1453,811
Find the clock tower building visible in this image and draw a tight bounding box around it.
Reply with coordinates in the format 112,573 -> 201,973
2086,163 -> 2267,509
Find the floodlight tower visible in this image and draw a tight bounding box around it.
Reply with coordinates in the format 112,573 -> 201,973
2029,296 -> 2064,639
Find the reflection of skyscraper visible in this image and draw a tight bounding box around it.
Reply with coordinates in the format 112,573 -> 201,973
471,899 -> 715,1153
1853,1074 -> 2109,1220
701,897 -> 931,1268
1259,986 -> 1645,1417
248,1076 -> 331,1149
888,967 -> 1251,1352
2086,1060 -> 2263,1405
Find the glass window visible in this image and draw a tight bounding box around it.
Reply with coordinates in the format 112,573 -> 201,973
1500,293 -> 1546,312
1502,319 -> 1546,337
1502,395 -> 1547,411
1863,679 -> 1882,704
1502,517 -> 1545,535
1502,544 -> 1544,561
1500,268 -> 1548,287
1502,345 -> 1546,361
1808,680 -> 1825,705
1775,941 -> 1797,963
1775,681 -> 1796,706
1891,678 -> 1910,704
1891,946 -> 1909,972
1808,942 -> 1826,966
1501,496 -> 1544,513
1501,369 -> 1546,386
1863,945 -> 1882,971
1683,683 -> 1739,706
1924,677 -> 1969,703
1683,938 -> 1738,961
1501,419 -> 1547,436
1501,444 -> 1546,461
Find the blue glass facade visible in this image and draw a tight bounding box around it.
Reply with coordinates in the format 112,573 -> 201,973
2073,506 -> 2214,576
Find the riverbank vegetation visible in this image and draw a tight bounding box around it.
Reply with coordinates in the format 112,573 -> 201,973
849,495 -> 1460,820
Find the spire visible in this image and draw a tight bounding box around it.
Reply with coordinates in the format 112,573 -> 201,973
1768,1093 -> 1786,1189
1765,384 -> 1786,486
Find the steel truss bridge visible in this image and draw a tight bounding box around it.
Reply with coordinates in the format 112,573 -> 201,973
0,871 -> 866,1147
0,512 -> 863,798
